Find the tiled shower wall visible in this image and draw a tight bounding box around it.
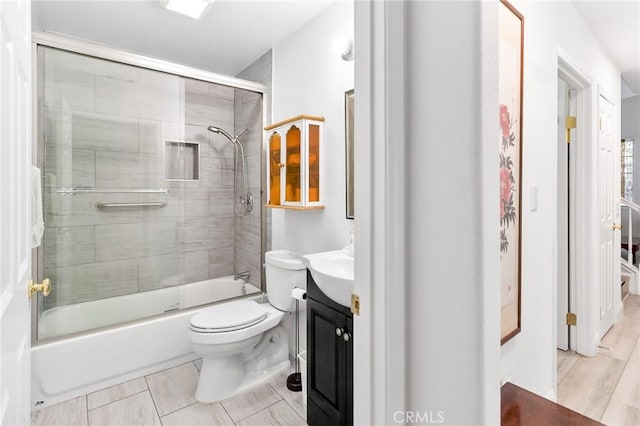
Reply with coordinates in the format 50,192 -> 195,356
41,47 -> 262,309
235,50 -> 272,288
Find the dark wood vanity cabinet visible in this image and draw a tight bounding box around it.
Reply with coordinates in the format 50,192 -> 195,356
306,270 -> 353,426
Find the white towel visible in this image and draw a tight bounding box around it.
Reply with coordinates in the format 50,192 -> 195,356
31,166 -> 44,248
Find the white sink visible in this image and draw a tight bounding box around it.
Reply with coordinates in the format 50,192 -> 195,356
303,250 -> 354,307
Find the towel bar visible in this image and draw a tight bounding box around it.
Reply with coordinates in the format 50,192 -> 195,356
57,188 -> 169,195
96,202 -> 167,208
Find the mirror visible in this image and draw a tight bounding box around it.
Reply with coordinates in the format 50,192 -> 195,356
345,89 -> 354,219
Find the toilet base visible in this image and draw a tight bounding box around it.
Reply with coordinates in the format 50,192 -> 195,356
194,325 -> 290,403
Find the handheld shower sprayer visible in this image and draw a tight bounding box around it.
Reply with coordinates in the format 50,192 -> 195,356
207,125 -> 253,217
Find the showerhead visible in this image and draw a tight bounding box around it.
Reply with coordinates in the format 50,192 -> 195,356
207,125 -> 233,141
207,126 -> 248,144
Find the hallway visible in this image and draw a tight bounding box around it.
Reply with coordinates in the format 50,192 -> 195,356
557,294 -> 640,424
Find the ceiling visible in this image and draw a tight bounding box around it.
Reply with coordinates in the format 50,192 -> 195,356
32,0 -> 334,76
571,0 -> 640,95
33,1 -> 639,94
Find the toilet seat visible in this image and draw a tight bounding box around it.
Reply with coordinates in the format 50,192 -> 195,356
190,300 -> 267,333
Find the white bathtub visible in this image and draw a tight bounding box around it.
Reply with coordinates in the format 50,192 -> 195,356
32,277 -> 262,409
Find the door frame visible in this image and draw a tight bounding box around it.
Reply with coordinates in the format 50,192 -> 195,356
556,76 -> 575,352
555,51 -> 598,358
353,1 -> 406,424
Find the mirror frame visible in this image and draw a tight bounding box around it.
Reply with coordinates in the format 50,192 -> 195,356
345,88 -> 355,219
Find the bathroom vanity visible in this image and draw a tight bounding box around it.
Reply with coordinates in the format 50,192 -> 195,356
306,270 -> 353,426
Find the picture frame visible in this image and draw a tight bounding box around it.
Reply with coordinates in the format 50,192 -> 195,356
345,89 -> 355,220
499,0 -> 524,345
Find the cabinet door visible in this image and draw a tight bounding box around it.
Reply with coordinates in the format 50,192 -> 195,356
307,122 -> 321,203
284,124 -> 302,205
267,131 -> 282,206
307,298 -> 347,425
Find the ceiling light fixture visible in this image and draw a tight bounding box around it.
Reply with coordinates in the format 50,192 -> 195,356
165,0 -> 212,20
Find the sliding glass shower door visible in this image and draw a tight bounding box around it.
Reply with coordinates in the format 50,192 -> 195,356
36,45 -> 264,340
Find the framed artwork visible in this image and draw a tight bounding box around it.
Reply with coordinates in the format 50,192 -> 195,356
499,0 -> 524,345
345,89 -> 355,219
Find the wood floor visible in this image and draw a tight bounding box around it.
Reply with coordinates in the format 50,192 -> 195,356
558,295 -> 640,425
31,360 -> 306,426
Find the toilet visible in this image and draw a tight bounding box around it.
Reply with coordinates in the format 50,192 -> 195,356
189,250 -> 306,402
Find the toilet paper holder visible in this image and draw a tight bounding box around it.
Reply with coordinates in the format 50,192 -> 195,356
287,286 -> 306,392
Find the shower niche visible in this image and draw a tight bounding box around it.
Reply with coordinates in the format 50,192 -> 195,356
265,115 -> 324,210
165,140 -> 200,181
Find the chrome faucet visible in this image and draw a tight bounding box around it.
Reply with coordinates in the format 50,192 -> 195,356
234,270 -> 250,281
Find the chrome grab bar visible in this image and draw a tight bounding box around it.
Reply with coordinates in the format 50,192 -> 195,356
96,202 -> 167,209
57,188 -> 169,195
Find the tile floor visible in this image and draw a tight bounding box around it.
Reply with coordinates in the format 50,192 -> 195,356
558,294 -> 640,425
31,359 -> 307,426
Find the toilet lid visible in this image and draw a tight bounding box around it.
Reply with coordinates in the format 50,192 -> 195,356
190,300 -> 267,332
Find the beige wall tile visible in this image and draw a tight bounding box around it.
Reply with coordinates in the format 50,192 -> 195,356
95,151 -> 164,188
185,91 -> 233,127
44,190 -> 141,227
138,253 -> 182,291
95,221 -> 177,262
184,250 -> 210,283
44,259 -> 138,308
44,64 -> 95,112
45,108 -> 139,153
44,226 -> 95,268
44,147 -> 95,189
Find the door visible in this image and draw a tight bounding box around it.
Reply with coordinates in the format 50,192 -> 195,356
0,0 -> 33,424
557,78 -> 570,350
598,93 -> 619,337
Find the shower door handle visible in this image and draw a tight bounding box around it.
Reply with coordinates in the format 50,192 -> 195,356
28,278 -> 51,299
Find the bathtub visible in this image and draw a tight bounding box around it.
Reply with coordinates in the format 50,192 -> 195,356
32,277 -> 262,410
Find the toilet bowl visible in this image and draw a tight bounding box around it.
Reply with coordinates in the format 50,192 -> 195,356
189,250 -> 306,402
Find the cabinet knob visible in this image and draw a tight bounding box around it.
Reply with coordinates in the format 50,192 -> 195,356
335,327 -> 344,337
343,332 -> 351,342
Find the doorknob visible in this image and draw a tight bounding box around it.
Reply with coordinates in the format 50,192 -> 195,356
28,278 -> 51,299
612,223 -> 622,231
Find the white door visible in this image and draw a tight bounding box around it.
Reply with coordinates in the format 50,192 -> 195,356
598,93 -> 619,338
0,0 -> 32,424
557,78 -> 570,351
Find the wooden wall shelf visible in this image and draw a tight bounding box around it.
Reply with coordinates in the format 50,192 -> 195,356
265,204 -> 325,210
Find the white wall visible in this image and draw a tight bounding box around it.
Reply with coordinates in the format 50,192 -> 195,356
501,0 -> 621,398
271,0 -> 354,255
404,1 -> 501,423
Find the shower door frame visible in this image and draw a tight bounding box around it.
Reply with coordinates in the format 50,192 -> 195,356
31,31 -> 269,345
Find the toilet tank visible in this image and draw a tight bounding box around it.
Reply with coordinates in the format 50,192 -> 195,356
265,250 -> 307,312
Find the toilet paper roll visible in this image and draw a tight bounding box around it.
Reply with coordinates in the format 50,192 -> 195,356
291,287 -> 307,301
